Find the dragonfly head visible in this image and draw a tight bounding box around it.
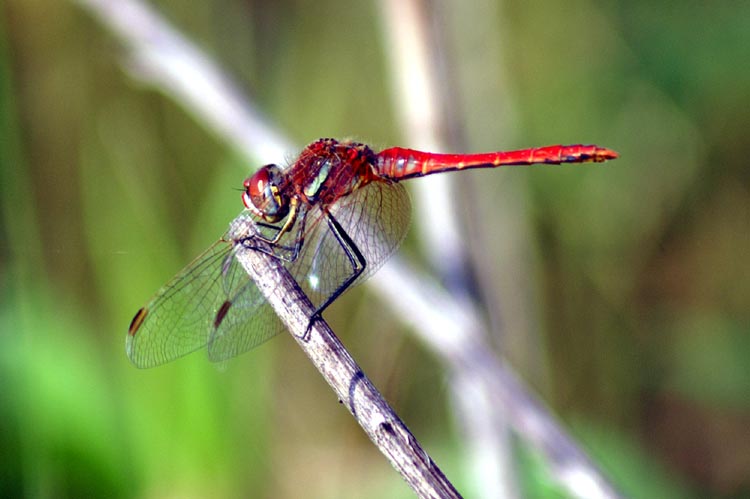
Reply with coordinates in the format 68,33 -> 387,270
243,164 -> 289,222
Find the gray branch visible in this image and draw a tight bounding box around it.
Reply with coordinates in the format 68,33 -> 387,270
372,263 -> 623,499
228,218 -> 462,499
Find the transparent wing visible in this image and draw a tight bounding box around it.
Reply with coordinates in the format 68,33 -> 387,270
285,180 -> 411,308
126,238 -> 234,367
205,213 -> 285,362
127,179 -> 410,368
126,212 -> 283,367
206,281 -> 284,363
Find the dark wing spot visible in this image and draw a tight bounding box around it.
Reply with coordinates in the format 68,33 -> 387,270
128,307 -> 148,336
214,300 -> 232,329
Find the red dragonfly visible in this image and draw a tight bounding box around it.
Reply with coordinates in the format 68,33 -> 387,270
127,138 -> 617,367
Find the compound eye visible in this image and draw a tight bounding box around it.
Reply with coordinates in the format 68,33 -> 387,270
242,164 -> 289,222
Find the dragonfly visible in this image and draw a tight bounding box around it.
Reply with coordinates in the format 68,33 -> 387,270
127,138 -> 617,367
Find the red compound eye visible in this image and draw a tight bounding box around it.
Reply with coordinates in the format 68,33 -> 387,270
242,164 -> 288,222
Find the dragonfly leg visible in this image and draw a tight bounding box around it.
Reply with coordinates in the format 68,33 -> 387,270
269,197 -> 300,244
306,208 -> 366,338
240,203 -> 308,263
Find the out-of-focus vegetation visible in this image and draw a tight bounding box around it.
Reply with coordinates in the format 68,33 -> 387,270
1,1 -> 748,497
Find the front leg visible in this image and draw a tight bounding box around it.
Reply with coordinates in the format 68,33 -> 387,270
241,200 -> 308,263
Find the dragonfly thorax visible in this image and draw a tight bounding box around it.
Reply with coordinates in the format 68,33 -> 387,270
242,164 -> 289,222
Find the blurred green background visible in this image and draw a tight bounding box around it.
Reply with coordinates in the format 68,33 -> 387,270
1,0 -> 748,497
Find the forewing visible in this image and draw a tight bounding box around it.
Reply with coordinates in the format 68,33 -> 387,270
286,180 -> 411,308
205,256 -> 285,363
203,211 -> 286,362
335,180 -> 411,283
126,239 -> 236,368
127,212 -> 280,367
